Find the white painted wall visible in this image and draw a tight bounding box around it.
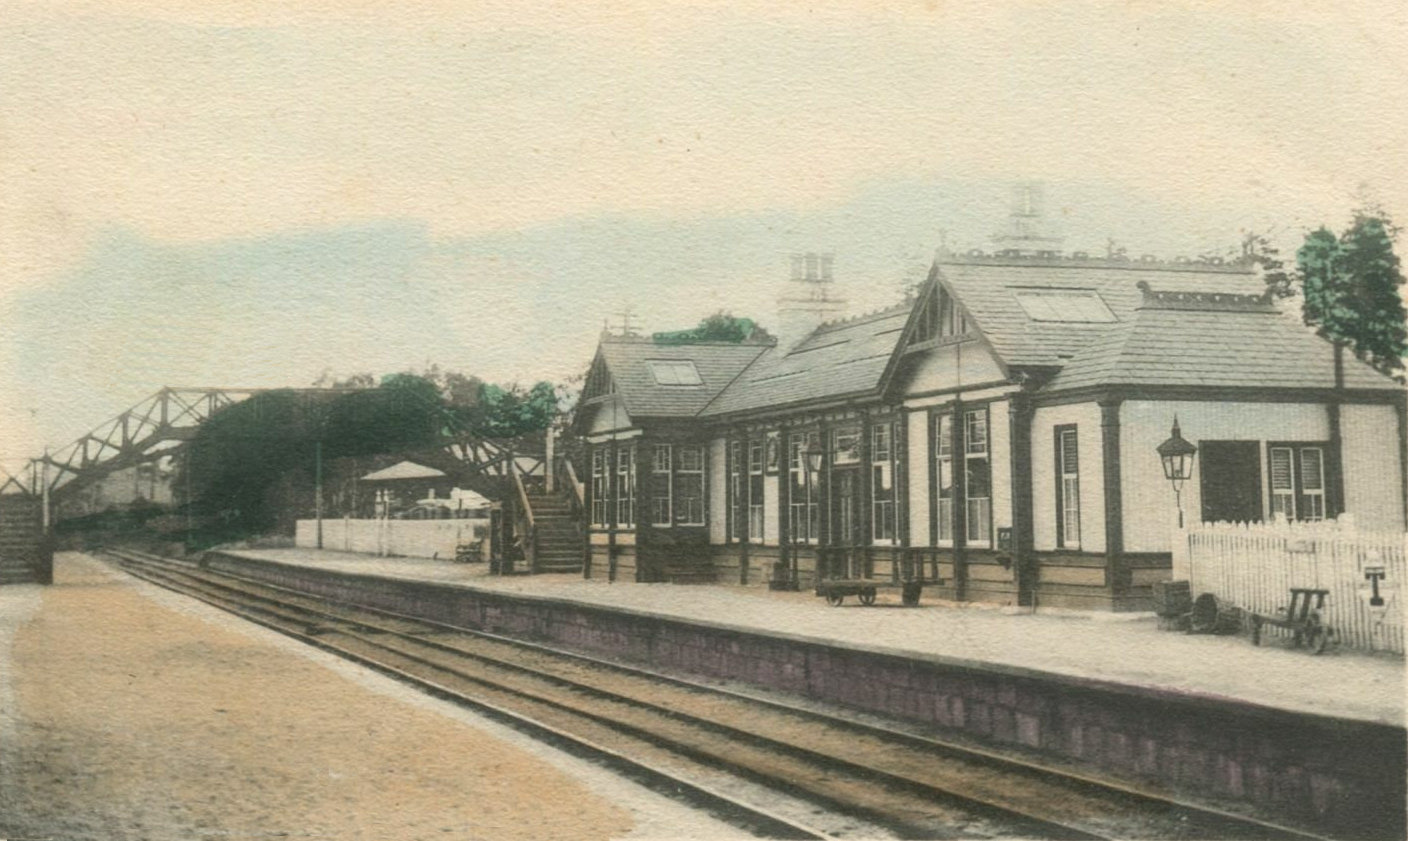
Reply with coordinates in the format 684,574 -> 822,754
1032,403 -> 1106,553
708,437 -> 728,543
900,340 -> 1006,397
586,394 -> 633,435
763,474 -> 780,543
296,517 -> 490,560
1120,400 -> 1330,552
1341,403 -> 1405,531
908,409 -> 930,546
989,399 -> 1012,534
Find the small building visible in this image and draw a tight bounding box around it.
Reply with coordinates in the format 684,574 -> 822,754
572,249 -> 1406,610
359,460 -> 456,517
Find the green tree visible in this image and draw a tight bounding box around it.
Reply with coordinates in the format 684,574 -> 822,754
180,389 -> 328,535
1297,211 -> 1407,381
1242,231 -> 1294,298
472,381 -> 559,439
652,311 -> 771,345
321,374 -> 445,458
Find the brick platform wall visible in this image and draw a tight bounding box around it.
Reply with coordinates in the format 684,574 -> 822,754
206,551 -> 1405,839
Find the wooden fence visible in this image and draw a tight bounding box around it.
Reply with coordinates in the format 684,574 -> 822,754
1174,519 -> 1405,654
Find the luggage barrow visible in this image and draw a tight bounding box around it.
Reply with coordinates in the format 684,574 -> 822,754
1250,588 -> 1333,654
814,578 -> 925,607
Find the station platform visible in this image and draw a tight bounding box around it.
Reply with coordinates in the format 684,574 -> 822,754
0,553 -> 751,840
224,547 -> 1404,727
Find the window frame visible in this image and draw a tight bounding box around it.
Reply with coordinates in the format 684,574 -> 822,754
963,408 -> 992,546
832,425 -> 862,465
747,439 -> 765,543
651,444 -> 673,526
871,420 -> 897,544
728,440 -> 745,541
645,360 -> 703,386
933,412 -> 955,545
614,444 -> 635,528
788,431 -> 820,544
1054,424 -> 1080,550
674,444 -> 706,526
1266,441 -> 1331,523
590,447 -> 609,528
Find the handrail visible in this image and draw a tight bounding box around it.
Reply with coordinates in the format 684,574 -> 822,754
562,458 -> 586,511
511,469 -> 536,572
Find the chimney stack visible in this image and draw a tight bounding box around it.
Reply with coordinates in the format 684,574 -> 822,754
776,252 -> 848,351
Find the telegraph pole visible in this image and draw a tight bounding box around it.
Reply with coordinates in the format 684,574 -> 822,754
315,440 -> 324,550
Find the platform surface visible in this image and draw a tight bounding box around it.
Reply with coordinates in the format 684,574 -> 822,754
1,553 -> 737,840
224,547 -> 1405,726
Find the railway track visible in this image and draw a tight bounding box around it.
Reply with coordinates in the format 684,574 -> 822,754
105,548 -> 1331,841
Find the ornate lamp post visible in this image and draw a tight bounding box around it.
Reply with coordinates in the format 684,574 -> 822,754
1156,418 -> 1198,528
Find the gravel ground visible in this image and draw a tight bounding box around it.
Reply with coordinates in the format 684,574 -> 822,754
0,553 -> 754,841
232,548 -> 1405,726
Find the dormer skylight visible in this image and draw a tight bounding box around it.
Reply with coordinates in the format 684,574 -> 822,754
1013,289 -> 1116,323
647,360 -> 704,386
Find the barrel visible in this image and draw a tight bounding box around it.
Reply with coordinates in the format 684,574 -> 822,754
1190,593 -> 1243,634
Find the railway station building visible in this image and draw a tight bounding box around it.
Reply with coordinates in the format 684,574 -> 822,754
571,249 -> 1407,611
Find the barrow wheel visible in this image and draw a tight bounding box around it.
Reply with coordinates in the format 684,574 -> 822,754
825,591 -> 844,607
1304,614 -> 1331,655
858,588 -> 877,606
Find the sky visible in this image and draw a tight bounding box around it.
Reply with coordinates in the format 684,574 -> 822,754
3,0 -> 1407,474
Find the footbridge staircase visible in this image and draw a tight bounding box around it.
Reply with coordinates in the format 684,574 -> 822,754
502,456 -> 588,575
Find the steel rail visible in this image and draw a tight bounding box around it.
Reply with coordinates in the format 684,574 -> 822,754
108,549 -> 1334,841
106,550 -> 831,840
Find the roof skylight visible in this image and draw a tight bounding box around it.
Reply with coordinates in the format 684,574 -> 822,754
1013,289 -> 1117,323
646,360 -> 704,386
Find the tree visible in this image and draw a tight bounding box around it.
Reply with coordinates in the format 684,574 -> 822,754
1241,231 -> 1294,298
321,374 -> 445,458
179,389 -> 329,535
472,381 -> 559,439
1297,211 -> 1407,381
652,311 -> 771,345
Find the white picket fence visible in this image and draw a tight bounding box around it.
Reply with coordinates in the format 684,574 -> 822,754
295,517 -> 490,561
1174,519 -> 1405,654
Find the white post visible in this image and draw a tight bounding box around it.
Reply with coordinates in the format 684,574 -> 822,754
545,427 -> 555,493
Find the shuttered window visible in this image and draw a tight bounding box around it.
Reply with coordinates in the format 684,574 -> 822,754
1055,425 -> 1080,549
1269,447 -> 1295,520
1268,443 -> 1328,523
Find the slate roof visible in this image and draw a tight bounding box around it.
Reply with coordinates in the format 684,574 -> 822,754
1043,290 -> 1402,392
581,257 -> 1399,426
937,259 -> 1267,368
595,339 -> 768,418
699,304 -> 910,416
